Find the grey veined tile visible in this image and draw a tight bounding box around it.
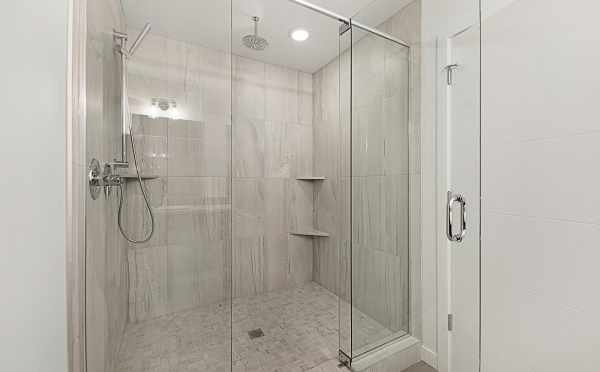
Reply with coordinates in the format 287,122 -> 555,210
167,120 -> 228,177
127,245 -> 168,323
265,64 -> 299,123
264,121 -> 291,178
233,115 -> 265,178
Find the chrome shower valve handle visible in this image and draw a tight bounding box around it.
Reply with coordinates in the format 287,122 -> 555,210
88,158 -> 103,200
88,159 -> 125,199
102,163 -> 123,198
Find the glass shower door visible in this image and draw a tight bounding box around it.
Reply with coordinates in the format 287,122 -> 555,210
84,1 -> 233,371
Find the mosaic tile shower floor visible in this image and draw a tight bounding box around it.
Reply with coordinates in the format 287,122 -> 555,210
116,282 -> 395,372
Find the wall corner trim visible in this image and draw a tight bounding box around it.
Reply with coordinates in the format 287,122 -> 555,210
420,345 -> 437,369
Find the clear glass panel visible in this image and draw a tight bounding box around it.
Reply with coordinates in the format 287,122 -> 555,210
349,0 -> 420,357
86,0 -> 425,370
230,2 -> 345,371
85,1 -> 232,371
338,22 -> 353,359
84,3 -> 128,370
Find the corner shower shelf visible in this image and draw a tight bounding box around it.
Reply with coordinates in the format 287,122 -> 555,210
296,177 -> 327,181
118,173 -> 160,181
289,229 -> 330,238
155,204 -> 231,214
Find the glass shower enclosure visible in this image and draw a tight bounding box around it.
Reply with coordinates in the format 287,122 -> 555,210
337,11 -> 415,361
83,0 -> 417,370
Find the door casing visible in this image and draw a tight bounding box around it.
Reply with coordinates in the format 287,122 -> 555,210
436,23 -> 481,372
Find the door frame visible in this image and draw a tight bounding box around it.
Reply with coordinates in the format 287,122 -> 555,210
66,0 -> 87,371
435,24 -> 481,372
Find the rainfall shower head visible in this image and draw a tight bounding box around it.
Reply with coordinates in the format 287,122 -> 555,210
128,23 -> 152,56
243,16 -> 269,51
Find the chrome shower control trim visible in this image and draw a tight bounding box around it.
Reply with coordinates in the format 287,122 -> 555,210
88,158 -> 102,200
88,159 -> 125,200
102,163 -> 124,198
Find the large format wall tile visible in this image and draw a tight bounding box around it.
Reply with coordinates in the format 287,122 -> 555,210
127,245 -> 168,322
299,72 -> 314,126
126,115 -> 231,322
288,180 -> 314,231
265,64 -> 299,123
232,176 -> 314,298
126,33 -> 314,321
126,31 -> 234,324
383,93 -> 409,176
289,237 -> 314,285
233,57 -> 266,120
233,115 -> 265,178
230,56 -> 315,299
168,120 -> 228,177
482,2 -> 600,370
128,31 -> 231,122
232,236 -> 266,298
264,121 -> 290,178
124,189 -> 168,248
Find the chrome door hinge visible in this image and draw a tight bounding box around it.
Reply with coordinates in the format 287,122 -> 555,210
338,350 -> 351,368
448,314 -> 454,331
446,64 -> 458,85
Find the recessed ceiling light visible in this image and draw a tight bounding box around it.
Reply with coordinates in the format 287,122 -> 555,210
290,28 -> 309,42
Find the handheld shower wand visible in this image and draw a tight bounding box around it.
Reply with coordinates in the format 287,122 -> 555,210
112,23 -> 152,168
128,23 -> 152,57
112,23 -> 156,244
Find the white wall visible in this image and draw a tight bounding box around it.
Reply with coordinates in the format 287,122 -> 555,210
481,0 -> 600,371
0,1 -> 69,371
423,0 -> 600,370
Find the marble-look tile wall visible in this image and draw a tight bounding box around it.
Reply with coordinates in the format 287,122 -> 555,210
383,0 -> 423,342
313,0 -> 421,342
232,56 -> 315,298
125,32 -> 315,322
123,115 -> 231,323
85,1 -> 129,372
124,32 -> 232,322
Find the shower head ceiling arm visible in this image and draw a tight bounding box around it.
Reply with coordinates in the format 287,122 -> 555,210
252,16 -> 260,36
243,16 -> 269,51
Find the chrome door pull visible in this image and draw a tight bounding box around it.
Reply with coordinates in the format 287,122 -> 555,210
446,191 -> 467,242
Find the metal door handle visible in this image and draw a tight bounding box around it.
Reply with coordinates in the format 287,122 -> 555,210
446,191 -> 467,242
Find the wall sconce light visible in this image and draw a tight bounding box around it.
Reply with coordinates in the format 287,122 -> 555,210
152,98 -> 176,111
149,98 -> 178,119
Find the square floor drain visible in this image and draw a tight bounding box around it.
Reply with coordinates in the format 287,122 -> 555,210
248,328 -> 264,339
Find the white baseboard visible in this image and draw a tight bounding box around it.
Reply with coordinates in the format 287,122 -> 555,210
420,345 -> 438,369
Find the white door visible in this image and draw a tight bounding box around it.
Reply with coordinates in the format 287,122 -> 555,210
446,25 -> 481,372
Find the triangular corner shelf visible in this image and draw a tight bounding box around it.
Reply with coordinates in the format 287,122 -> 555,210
296,177 -> 326,181
289,229 -> 330,238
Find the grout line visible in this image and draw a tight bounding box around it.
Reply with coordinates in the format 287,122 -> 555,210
485,210 -> 600,227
